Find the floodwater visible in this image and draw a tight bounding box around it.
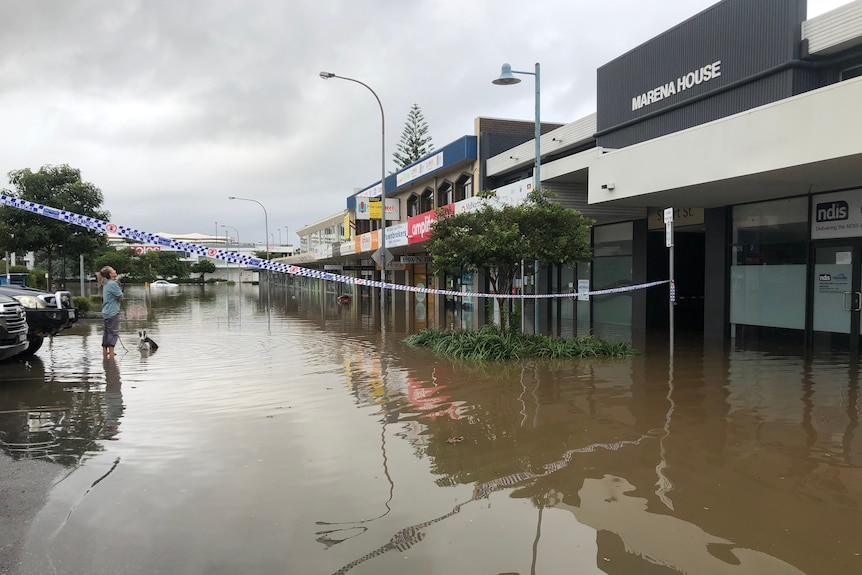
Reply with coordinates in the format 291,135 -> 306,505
0,283 -> 860,575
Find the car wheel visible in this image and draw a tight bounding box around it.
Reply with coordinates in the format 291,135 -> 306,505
22,334 -> 44,355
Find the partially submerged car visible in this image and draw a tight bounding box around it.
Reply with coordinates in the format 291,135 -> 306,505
0,294 -> 29,361
0,285 -> 78,355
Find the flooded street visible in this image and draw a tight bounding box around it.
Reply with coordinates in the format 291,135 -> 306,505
1,283 -> 860,574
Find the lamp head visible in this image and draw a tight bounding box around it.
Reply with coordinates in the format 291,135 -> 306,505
228,196 -> 236,200
492,63 -> 521,85
319,71 -> 335,79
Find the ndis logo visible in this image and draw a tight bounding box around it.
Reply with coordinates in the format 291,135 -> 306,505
815,201 -> 849,222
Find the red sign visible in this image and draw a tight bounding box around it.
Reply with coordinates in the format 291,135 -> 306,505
407,204 -> 453,245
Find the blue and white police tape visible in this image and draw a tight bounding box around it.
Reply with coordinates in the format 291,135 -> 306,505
0,194 -> 670,300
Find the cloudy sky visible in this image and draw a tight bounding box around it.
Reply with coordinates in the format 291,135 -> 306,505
0,0 -> 848,247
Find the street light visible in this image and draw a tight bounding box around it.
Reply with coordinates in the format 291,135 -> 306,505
277,228 -> 281,246
320,71 -> 388,318
220,224 -> 239,246
228,196 -> 269,259
494,62 -> 541,334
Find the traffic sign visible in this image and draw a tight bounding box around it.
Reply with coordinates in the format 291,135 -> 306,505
371,247 -> 395,269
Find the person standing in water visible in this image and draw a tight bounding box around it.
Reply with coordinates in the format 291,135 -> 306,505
98,266 -> 124,360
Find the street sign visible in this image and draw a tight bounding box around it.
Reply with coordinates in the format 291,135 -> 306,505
400,255 -> 433,263
371,247 -> 395,269
663,207 -> 674,223
664,207 -> 674,248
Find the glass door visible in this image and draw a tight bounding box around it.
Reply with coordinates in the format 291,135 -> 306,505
811,242 -> 862,352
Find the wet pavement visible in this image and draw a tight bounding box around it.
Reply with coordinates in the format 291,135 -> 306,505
0,283 -> 860,574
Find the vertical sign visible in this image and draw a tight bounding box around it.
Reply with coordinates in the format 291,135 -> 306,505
664,207 -> 674,247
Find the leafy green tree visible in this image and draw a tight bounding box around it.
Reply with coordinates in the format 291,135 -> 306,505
94,247 -> 187,282
427,189 -> 594,333
393,103 -> 434,169
139,250 -> 187,282
94,247 -> 137,278
0,165 -> 110,289
190,260 -> 216,281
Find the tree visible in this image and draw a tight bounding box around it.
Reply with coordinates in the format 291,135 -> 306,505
137,250 -> 188,282
94,247 -> 188,283
94,247 -> 137,278
0,165 -> 110,289
392,104 -> 434,169
426,189 -> 594,333
190,260 -> 216,282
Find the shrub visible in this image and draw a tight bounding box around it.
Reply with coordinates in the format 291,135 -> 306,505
403,326 -> 639,361
72,296 -> 91,313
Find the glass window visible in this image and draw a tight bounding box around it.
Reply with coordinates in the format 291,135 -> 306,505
420,188 -> 434,213
593,222 -> 632,326
732,197 -> 808,264
730,197 -> 808,330
455,174 -> 472,202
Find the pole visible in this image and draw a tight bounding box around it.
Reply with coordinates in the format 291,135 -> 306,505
533,63 -> 541,335
319,71 -> 386,327
664,207 -> 675,356
228,197 -> 269,260
669,242 -> 675,356
79,255 -> 85,297
493,63 -> 542,334
225,231 -> 230,281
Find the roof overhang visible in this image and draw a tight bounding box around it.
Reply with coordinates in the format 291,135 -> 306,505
589,76 -> 862,208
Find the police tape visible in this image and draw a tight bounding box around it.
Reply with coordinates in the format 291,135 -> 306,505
1,195 -> 670,300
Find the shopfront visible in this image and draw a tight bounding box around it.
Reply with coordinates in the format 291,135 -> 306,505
810,189 -> 862,353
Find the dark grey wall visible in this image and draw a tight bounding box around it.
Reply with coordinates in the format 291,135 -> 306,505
596,0 -> 806,148
704,206 -> 730,340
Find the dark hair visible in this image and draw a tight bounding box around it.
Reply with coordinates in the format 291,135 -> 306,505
100,266 -> 111,277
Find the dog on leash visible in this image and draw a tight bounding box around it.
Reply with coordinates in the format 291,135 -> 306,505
138,330 -> 159,352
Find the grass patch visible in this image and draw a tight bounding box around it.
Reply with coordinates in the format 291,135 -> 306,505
403,326 -> 639,361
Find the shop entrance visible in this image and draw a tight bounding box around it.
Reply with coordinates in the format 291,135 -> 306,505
646,227 -> 705,332
810,240 -> 862,354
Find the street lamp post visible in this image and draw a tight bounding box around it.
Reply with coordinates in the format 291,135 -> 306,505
220,224 -> 239,246
277,228 -> 281,246
228,196 -> 269,259
494,62 -> 541,334
320,71 -> 388,321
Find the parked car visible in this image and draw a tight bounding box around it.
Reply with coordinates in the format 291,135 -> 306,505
149,279 -> 179,288
0,286 -> 78,355
0,294 -> 29,361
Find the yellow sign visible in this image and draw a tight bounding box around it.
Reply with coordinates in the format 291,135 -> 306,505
342,213 -> 351,239
368,198 -> 382,219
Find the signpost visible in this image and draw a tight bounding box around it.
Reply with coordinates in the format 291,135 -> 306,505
664,207 -> 675,355
371,247 -> 395,270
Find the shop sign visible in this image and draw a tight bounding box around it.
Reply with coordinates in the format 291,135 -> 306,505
811,189 -> 862,239
648,207 -> 703,229
632,61 -> 722,111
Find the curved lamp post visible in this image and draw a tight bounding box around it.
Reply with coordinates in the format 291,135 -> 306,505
220,224 -> 239,246
494,62 -> 541,334
228,196 -> 269,259
320,70 -> 387,320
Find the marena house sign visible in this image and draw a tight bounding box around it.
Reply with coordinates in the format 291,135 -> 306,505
632,60 -> 722,111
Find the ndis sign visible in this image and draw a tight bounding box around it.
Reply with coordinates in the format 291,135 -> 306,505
811,189 -> 862,240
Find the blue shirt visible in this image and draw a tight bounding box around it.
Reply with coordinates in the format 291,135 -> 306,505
102,279 -> 124,318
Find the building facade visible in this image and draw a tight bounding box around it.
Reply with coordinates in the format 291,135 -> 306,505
290,0 -> 862,352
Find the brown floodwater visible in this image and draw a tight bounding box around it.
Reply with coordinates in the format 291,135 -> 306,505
0,283 -> 860,574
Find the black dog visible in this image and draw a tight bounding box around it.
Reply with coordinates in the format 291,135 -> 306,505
138,330 -> 159,352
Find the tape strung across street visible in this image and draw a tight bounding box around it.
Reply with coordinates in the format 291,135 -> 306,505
1,195 -> 669,300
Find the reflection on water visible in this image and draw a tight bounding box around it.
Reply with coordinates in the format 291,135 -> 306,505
0,283 -> 859,575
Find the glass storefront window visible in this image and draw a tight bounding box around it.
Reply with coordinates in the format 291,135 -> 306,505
593,222 -> 632,327
730,197 -> 808,330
